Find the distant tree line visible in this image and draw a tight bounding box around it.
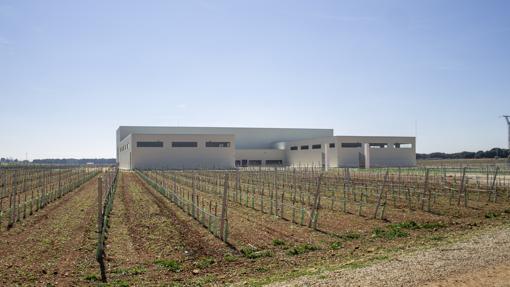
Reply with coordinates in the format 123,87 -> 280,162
31,158 -> 116,165
0,158 -> 21,163
417,148 -> 510,160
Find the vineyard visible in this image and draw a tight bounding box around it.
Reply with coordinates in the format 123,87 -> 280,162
0,166 -> 99,230
0,164 -> 509,286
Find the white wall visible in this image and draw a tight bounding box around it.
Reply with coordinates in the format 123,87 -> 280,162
284,136 -> 416,168
285,137 -> 338,167
121,133 -> 235,170
118,134 -> 132,169
335,136 -> 416,167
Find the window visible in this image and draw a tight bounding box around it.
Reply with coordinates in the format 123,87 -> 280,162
329,143 -> 335,148
312,144 -> 321,149
370,143 -> 388,148
206,141 -> 231,148
341,142 -> 362,148
248,160 -> 262,166
300,145 -> 309,150
172,141 -> 197,148
137,141 -> 163,148
266,160 -> 283,165
395,143 -> 412,148
235,160 -> 241,166
290,146 -> 298,151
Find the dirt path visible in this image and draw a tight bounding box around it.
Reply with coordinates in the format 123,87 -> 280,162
426,263 -> 510,287
270,224 -> 510,287
0,175 -> 99,286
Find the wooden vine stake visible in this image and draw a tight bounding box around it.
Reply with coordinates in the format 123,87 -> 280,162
96,176 -> 107,283
373,169 -> 389,219
220,173 -> 229,242
490,167 -> 499,203
308,173 -> 323,230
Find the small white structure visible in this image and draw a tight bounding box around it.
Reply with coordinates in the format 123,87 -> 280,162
116,126 -> 416,170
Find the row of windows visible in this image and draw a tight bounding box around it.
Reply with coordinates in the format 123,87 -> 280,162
119,143 -> 129,152
289,142 -> 412,151
136,141 -> 231,148
290,143 -> 336,151
235,159 -> 283,166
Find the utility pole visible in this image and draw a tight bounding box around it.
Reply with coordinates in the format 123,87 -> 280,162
503,115 -> 510,150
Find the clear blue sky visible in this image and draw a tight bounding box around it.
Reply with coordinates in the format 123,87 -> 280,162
1,0 -> 509,159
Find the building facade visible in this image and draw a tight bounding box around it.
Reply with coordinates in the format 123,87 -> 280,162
117,126 -> 416,170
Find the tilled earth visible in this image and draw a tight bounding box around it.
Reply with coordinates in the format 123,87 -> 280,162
1,170 -> 509,286
104,172 -> 234,285
0,175 -> 100,286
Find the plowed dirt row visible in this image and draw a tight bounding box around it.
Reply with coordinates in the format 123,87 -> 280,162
104,172 -> 234,285
0,175 -> 99,286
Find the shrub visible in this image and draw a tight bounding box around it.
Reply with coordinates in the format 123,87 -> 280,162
272,239 -> 286,246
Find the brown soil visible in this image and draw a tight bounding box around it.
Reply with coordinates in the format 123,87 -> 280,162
0,175 -> 99,286
102,172 -> 233,285
1,170 -> 508,286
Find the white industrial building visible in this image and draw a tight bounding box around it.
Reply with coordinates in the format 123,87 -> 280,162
116,126 -> 416,170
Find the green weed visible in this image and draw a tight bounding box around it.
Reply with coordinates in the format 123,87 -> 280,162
287,244 -> 319,256
338,231 -> 362,241
240,247 -> 273,259
372,227 -> 409,239
330,242 -> 343,250
154,259 -> 182,272
272,239 -> 286,246
224,253 -> 238,262
196,257 -> 215,269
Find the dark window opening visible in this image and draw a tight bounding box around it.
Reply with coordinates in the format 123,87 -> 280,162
137,141 -> 163,148
341,142 -> 362,148
290,146 -> 298,151
312,144 -> 321,149
329,143 -> 336,148
300,145 -> 309,150
206,141 -> 231,148
248,160 -> 262,166
235,160 -> 241,166
370,143 -> 388,148
266,160 -> 283,165
395,143 -> 412,148
172,141 -> 198,148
